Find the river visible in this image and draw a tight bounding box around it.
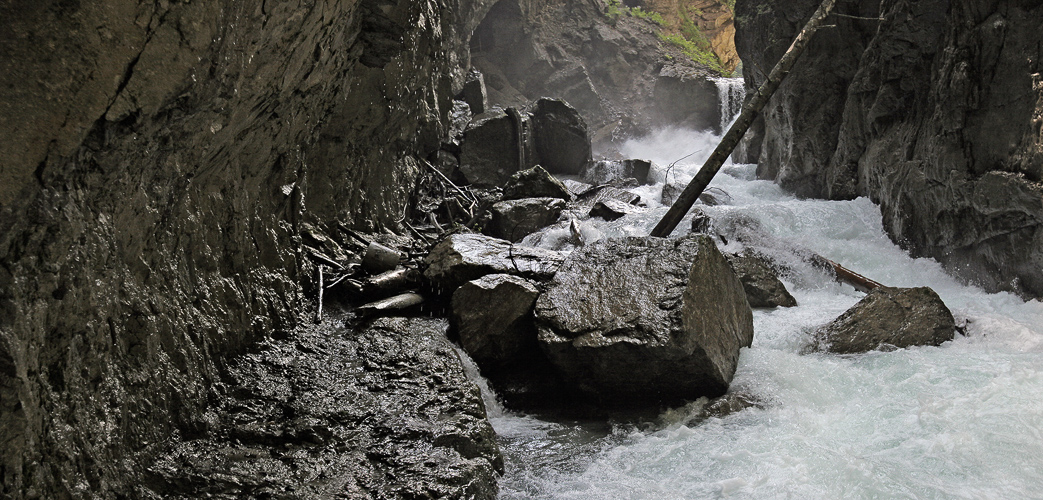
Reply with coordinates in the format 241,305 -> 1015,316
483,125 -> 1043,499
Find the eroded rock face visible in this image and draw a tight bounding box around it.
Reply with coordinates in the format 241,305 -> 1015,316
809,287 -> 956,354
735,0 -> 1043,297
424,233 -> 565,291
452,275 -> 541,373
0,0 -> 497,497
535,235 -> 754,406
459,109 -> 525,186
146,317 -> 503,498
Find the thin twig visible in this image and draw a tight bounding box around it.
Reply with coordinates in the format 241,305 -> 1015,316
306,248 -> 345,270
422,160 -> 477,205
831,12 -> 884,20
316,265 -> 325,323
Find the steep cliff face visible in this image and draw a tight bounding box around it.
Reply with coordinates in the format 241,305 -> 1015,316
735,0 -> 1043,297
470,0 -> 730,149
0,0 -> 499,497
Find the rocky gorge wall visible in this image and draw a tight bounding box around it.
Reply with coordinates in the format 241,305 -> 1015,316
0,0 -> 501,497
734,0 -> 1043,297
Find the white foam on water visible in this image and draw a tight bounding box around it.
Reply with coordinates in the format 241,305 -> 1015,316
494,128 -> 1043,500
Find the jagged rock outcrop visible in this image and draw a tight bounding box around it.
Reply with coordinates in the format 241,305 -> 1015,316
0,0 -> 503,498
535,235 -> 754,406
808,287 -> 956,354
734,0 -> 1043,297
424,233 -> 566,291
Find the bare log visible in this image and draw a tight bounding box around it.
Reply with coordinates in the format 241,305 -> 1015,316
650,0 -> 838,237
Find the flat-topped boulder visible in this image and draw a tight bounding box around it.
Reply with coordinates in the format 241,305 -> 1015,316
485,197 -> 566,242
535,235 -> 754,406
809,286 -> 956,354
424,233 -> 565,291
452,274 -> 541,374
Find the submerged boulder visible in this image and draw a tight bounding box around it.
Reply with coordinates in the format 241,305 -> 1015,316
502,165 -> 571,201
727,252 -> 797,308
535,235 -> 754,406
530,98 -> 592,175
486,197 -> 566,242
424,233 -> 565,291
809,286 -> 956,354
452,274 -> 541,374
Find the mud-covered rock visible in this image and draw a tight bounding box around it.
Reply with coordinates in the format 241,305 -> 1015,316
727,252 -> 797,308
459,109 -> 523,187
529,98 -> 592,175
502,165 -> 571,201
582,159 -> 653,186
535,235 -> 754,406
809,286 -> 956,354
486,197 -> 566,242
452,274 -> 540,373
145,317 -> 502,499
424,233 -> 565,291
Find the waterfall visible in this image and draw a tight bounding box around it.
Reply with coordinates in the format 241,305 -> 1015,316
713,77 -> 746,132
452,345 -> 505,418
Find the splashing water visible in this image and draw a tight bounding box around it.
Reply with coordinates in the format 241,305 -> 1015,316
490,128 -> 1043,499
713,78 -> 746,132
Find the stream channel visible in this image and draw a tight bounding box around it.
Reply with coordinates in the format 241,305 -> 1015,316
471,123 -> 1043,499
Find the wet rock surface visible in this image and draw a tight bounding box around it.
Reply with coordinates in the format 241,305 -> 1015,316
735,0 -> 1043,297
727,252 -> 798,308
809,287 -> 956,354
582,159 -> 653,186
589,199 -> 642,221
535,235 -> 754,406
529,98 -> 593,175
502,165 -> 572,201
459,109 -> 525,187
486,198 -> 567,242
452,275 -> 541,374
423,233 -> 566,291
145,316 -> 502,499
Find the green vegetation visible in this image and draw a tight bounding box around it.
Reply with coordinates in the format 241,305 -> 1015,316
630,7 -> 666,26
602,0 -> 731,76
657,31 -> 727,75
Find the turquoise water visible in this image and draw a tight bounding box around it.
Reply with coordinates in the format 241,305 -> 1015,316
491,128 -> 1043,499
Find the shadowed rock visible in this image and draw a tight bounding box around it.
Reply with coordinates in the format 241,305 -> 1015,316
459,110 -> 522,186
589,199 -> 641,221
457,68 -> 488,114
809,286 -> 956,354
452,274 -> 540,373
502,165 -> 571,201
486,197 -> 566,242
424,233 -> 565,291
727,252 -> 797,308
535,235 -> 754,406
530,98 -> 592,175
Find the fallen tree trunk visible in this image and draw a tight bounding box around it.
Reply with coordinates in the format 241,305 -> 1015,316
650,0 -> 838,237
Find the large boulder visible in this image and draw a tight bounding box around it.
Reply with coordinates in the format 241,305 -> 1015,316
485,197 -> 566,242
809,286 -> 956,354
424,233 -> 565,291
452,274 -> 541,373
530,98 -> 592,175
502,165 -> 571,201
535,235 -> 754,406
456,68 -> 488,115
727,252 -> 797,308
459,109 -> 522,187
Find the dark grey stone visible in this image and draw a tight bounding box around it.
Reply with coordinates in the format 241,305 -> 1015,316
452,274 -> 540,372
535,235 -> 754,406
486,197 -> 566,242
727,252 -> 797,308
502,165 -> 571,201
589,199 -> 641,221
530,98 -> 592,175
459,110 -> 522,187
809,286 -> 956,354
582,159 -> 653,185
424,233 -> 566,291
